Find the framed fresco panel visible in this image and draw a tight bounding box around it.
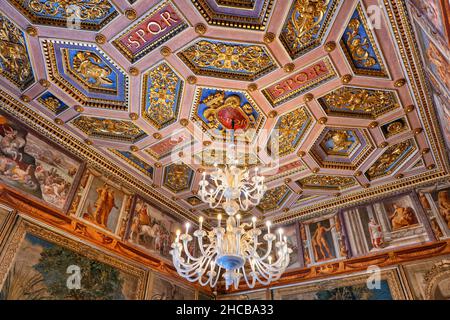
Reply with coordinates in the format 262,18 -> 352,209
282,222 -> 301,270
0,219 -> 147,300
147,272 -> 195,300
0,111 -> 84,213
342,192 -> 430,256
410,0 -> 450,46
272,268 -> 407,300
70,168 -> 133,236
299,212 -> 348,266
402,255 -> 450,300
125,196 -> 186,262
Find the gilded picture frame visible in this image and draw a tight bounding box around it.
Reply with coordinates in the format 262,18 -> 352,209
69,168 -> 133,237
272,268 -> 407,300
146,271 -> 196,300
0,217 -> 148,300
0,203 -> 15,252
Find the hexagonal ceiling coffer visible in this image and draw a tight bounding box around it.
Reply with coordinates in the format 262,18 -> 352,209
42,40 -> 129,111
310,127 -> 376,170
296,175 -> 357,191
191,87 -> 266,143
257,185 -> 292,213
318,86 -> 401,119
177,38 -> 277,81
141,62 -> 184,130
163,162 -> 194,193
280,0 -> 340,59
71,116 -> 147,143
8,0 -> 118,31
266,106 -> 312,158
190,0 -> 274,30
365,138 -> 417,181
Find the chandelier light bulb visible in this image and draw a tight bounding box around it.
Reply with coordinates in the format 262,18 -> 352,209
266,221 -> 272,234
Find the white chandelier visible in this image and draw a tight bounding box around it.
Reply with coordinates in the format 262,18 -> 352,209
170,122 -> 292,290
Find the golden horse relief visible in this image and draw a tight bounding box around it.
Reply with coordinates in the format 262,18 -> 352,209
389,204 -> 418,231
72,51 -> 113,87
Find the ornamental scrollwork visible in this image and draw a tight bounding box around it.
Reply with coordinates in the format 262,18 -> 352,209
366,139 -> 414,180
345,18 -> 377,68
29,0 -> 113,21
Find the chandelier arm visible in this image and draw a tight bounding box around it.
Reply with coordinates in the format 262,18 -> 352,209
254,239 -> 274,261
210,265 -> 223,288
240,266 -> 256,289
181,239 -> 202,262
175,247 -> 215,280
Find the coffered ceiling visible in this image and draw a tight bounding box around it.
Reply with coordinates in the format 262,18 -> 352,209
0,0 -> 448,225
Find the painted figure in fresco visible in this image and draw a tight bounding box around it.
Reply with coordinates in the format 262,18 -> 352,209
389,204 -> 418,231
311,222 -> 334,261
0,117 -> 41,194
438,191 -> 450,229
368,218 -> 384,249
92,184 -> 118,228
0,115 -> 78,209
129,201 -> 172,257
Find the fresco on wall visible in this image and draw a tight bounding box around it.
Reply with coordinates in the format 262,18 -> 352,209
415,24 -> 450,93
0,232 -> 144,300
149,274 -> 195,300
342,193 -> 430,256
300,214 -> 348,266
79,175 -> 127,234
417,184 -> 450,239
410,0 -> 450,45
0,112 -> 82,211
403,255 -> 450,300
127,197 -> 181,261
272,269 -> 405,300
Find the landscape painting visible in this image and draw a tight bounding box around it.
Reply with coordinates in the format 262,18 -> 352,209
79,174 -> 128,234
0,224 -> 146,300
272,269 -> 405,300
0,112 -> 82,211
149,274 -> 195,300
127,197 -> 182,261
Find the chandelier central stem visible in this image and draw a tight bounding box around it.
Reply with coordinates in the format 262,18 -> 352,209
170,120 -> 291,290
